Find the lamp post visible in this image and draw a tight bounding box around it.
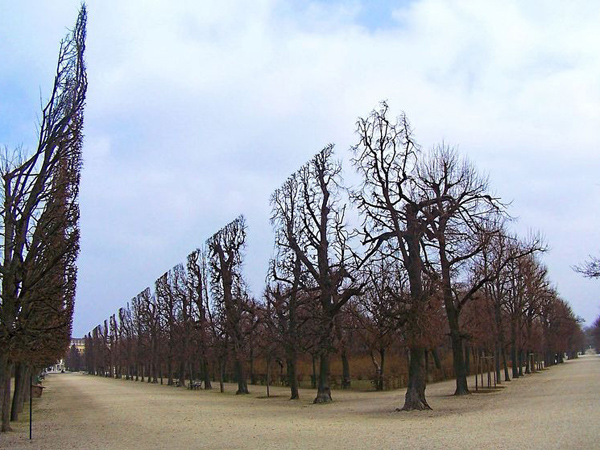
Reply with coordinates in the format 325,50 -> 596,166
29,373 -> 33,439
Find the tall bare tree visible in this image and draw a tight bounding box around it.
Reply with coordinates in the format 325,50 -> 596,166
271,145 -> 363,403
187,248 -> 213,389
0,5 -> 86,431
269,171 -> 309,399
207,216 -> 251,395
415,146 -> 505,395
352,102 -> 435,410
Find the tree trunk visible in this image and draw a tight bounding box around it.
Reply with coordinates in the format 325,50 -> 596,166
398,208 -> 431,411
266,354 -> 271,397
219,358 -> 225,393
287,281 -> 300,400
378,348 -> 386,391
249,347 -> 256,386
313,353 -> 332,403
151,357 -> 158,384
502,348 -> 511,382
286,354 -> 299,400
10,363 -> 26,421
176,361 -> 184,388
518,349 -> 524,377
510,320 -> 519,379
398,347 -> 431,411
432,347 -> 444,379
23,368 -> 31,406
493,293 -> 510,382
495,344 -> 502,384
311,355 -> 317,389
441,253 -> 470,396
234,357 -> 249,395
167,358 -> 173,386
202,358 -> 212,390
0,358 -> 12,432
341,350 -> 351,390
450,332 -> 470,395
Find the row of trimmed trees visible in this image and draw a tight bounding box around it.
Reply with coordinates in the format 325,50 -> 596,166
0,6 -> 87,432
84,217 -> 257,395
83,102 -> 583,410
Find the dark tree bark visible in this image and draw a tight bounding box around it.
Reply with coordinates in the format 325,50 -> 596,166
1,363 -> 10,432
311,355 -> 317,389
341,349 -> 351,390
401,347 -> 430,411
10,363 -> 25,422
378,348 -> 386,391
315,352 -> 332,404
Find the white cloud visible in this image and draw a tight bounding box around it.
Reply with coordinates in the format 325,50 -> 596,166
3,0 -> 600,334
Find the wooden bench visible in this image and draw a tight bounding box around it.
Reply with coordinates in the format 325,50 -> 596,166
32,385 -> 45,398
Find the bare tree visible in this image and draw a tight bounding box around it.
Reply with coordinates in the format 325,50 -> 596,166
352,102 -> 435,410
137,288 -> 160,383
187,248 -> 212,389
131,294 -> 147,381
119,305 -> 135,380
415,146 -> 506,395
0,5 -> 86,430
574,256 -> 600,278
481,232 -> 521,382
271,146 -> 363,403
269,172 -> 309,399
155,270 -> 183,386
207,216 -> 251,395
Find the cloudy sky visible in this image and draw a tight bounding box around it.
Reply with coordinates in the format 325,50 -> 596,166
2,0 -> 599,337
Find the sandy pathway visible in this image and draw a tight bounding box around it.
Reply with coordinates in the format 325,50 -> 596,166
2,355 -> 600,449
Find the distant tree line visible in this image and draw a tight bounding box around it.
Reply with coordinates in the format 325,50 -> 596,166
0,6 -> 87,432
83,102 -> 584,410
575,256 -> 600,351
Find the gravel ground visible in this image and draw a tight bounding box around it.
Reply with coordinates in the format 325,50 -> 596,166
2,355 -> 599,449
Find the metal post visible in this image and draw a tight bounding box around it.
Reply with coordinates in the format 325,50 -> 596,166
29,373 -> 33,440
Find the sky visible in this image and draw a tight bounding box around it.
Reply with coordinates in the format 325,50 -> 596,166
1,0 -> 599,338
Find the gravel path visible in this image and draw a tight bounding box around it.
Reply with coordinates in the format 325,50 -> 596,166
2,355 -> 600,449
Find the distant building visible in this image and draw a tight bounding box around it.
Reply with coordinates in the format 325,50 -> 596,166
46,339 -> 85,373
71,337 -> 85,354
48,360 -> 65,372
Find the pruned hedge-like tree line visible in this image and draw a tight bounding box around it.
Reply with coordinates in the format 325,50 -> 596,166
0,3 -> 588,437
84,102 -> 584,410
0,6 -> 87,432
